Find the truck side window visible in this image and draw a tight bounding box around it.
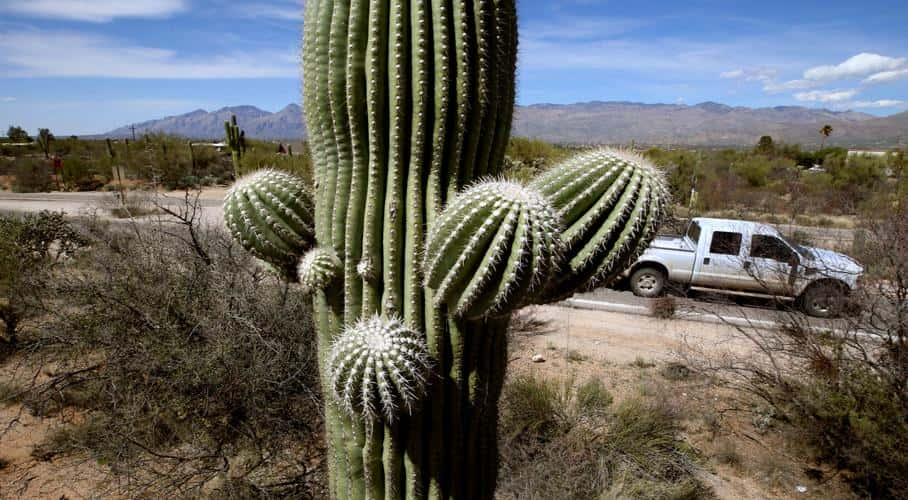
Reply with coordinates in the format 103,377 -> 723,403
709,231 -> 742,255
751,235 -> 794,262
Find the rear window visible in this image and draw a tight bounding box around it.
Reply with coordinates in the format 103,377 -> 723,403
709,231 -> 742,255
686,221 -> 701,243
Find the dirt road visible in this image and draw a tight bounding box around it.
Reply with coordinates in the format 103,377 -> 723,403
524,304 -> 757,364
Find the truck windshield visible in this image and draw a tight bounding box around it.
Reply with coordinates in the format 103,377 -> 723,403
779,235 -> 813,259
685,221 -> 701,243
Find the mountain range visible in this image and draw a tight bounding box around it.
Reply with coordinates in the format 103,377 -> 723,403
104,101 -> 908,148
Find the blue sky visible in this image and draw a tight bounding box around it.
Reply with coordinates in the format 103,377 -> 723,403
1,0 -> 907,135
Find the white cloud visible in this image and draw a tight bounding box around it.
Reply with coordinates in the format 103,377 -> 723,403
803,52 -> 906,81
0,30 -> 297,79
236,2 -> 304,21
847,99 -> 905,108
720,68 -> 777,82
522,17 -> 643,41
794,89 -> 859,103
4,0 -> 187,23
762,79 -> 818,94
1,96 -> 15,102
862,68 -> 908,85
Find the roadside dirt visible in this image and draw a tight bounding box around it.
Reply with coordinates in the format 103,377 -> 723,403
509,305 -> 856,500
1,304 -> 854,499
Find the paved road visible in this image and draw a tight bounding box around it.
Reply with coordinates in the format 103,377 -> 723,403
0,189 -> 227,225
0,190 -> 837,328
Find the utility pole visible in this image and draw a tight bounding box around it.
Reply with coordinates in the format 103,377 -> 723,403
130,125 -> 137,141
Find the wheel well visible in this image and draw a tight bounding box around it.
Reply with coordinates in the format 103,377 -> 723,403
630,262 -> 669,279
800,279 -> 849,299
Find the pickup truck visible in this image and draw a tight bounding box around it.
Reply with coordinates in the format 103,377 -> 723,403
622,217 -> 863,317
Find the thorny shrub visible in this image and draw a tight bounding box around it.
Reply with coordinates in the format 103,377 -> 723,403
3,206 -> 325,498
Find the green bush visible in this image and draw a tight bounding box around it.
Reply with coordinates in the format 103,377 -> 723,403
498,374 -> 709,499
11,215 -> 325,496
11,158 -> 54,192
793,371 -> 908,497
61,156 -> 104,191
0,211 -> 86,349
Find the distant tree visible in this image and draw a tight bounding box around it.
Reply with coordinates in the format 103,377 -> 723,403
36,128 -> 54,159
755,135 -> 775,156
819,124 -> 833,149
6,125 -> 31,143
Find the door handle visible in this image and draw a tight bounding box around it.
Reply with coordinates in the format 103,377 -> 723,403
703,257 -> 710,265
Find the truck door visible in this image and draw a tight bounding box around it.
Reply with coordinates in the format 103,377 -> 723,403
746,234 -> 799,294
693,230 -> 751,290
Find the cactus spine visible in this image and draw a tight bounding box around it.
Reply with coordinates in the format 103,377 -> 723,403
224,2 -> 666,498
224,114 -> 246,175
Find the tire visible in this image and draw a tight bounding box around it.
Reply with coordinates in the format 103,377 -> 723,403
800,282 -> 845,318
630,267 -> 667,298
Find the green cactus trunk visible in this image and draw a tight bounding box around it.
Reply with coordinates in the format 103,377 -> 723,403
303,0 -> 517,498
220,1 -> 664,498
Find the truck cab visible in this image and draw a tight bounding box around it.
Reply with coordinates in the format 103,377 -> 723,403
623,217 -> 863,317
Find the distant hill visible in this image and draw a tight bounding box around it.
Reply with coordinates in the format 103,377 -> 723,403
105,104 -> 307,140
104,101 -> 908,148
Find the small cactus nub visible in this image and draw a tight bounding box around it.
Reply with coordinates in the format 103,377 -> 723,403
423,181 -> 563,318
298,247 -> 342,293
224,169 -> 316,276
328,316 -> 432,423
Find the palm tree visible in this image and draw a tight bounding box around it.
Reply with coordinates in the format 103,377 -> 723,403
819,124 -> 833,150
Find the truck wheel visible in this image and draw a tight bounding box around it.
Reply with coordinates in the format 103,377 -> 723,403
801,282 -> 845,318
630,267 -> 666,298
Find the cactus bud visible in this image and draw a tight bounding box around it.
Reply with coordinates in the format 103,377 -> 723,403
328,316 -> 432,423
298,247 -> 342,294
224,169 -> 316,276
424,181 -> 562,318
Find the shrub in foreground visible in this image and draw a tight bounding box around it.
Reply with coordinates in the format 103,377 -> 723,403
14,215 -> 325,497
498,374 -> 709,499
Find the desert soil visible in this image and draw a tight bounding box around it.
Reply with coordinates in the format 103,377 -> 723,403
1,304 -> 855,499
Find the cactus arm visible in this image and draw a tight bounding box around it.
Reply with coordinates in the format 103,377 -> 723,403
452,212 -> 518,315
465,210 -> 530,316
529,149 -> 670,302
424,181 -> 561,319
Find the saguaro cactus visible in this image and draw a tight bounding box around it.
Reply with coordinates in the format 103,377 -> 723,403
224,114 -> 246,174
223,1 -> 667,498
